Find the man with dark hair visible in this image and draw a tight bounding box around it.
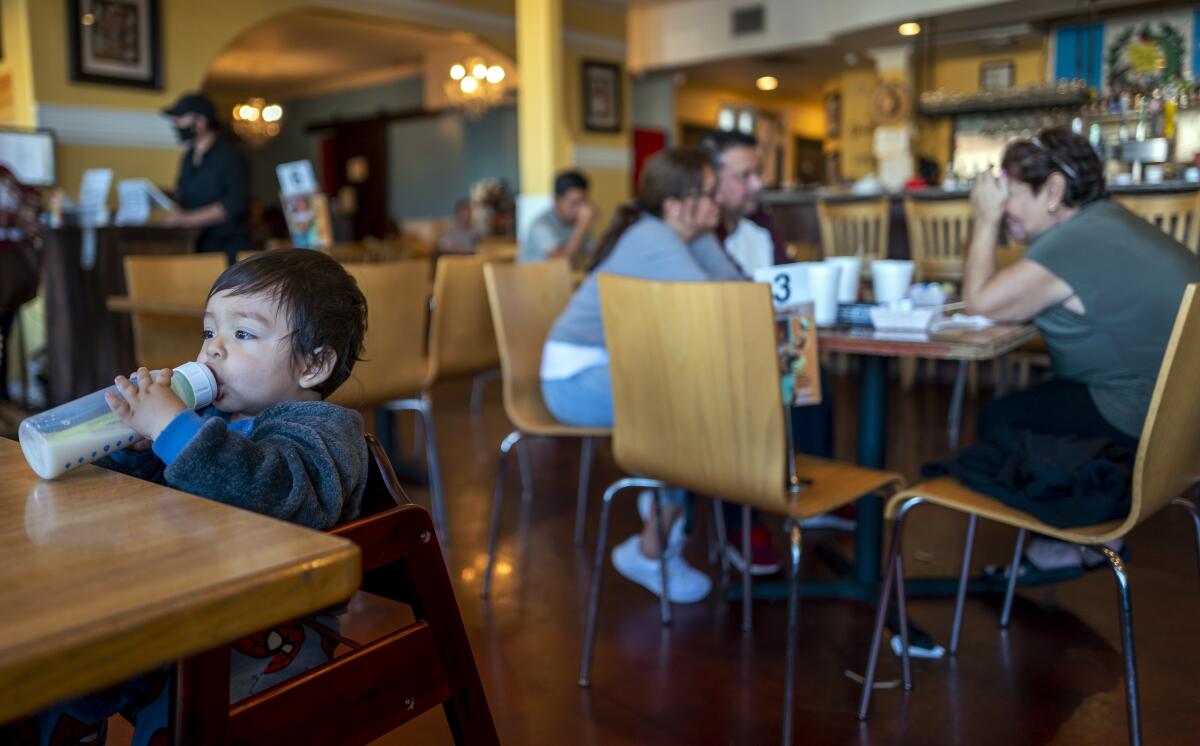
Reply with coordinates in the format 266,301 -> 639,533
700,129 -> 777,275
520,169 -> 596,263
437,197 -> 479,255
162,92 -> 252,264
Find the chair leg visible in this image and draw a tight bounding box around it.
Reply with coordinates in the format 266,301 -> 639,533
742,504 -> 753,633
948,360 -> 968,450
516,437 -> 534,504
950,514 -> 979,655
574,437 -> 595,547
579,477 -> 664,687
858,496 -> 922,720
418,393 -> 448,546
711,499 -> 730,589
1171,496 -> 1200,580
481,430 -> 521,599
469,368 -> 500,417
652,489 -> 673,626
894,552 -> 913,691
899,357 -> 917,390
1000,528 -> 1027,628
1103,546 -> 1143,746
781,520 -> 803,746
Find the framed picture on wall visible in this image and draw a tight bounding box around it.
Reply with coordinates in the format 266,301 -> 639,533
582,60 -> 621,132
980,61 -> 1014,92
69,0 -> 163,90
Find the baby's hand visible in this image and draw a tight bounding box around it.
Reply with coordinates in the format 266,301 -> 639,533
106,367 -> 187,441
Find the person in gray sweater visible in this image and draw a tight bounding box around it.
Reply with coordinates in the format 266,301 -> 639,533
541,146 -> 740,605
29,249 -> 369,745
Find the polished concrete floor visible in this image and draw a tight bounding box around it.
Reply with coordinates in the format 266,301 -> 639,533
120,367 -> 1200,745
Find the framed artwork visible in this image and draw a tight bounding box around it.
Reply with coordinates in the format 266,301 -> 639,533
824,93 -> 840,139
582,60 -> 621,133
980,61 -> 1014,92
69,0 -> 163,90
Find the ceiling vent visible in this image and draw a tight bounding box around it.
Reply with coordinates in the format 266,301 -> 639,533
732,5 -> 765,36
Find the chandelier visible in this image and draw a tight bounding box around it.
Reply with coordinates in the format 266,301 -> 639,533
444,57 -> 509,115
231,97 -> 283,146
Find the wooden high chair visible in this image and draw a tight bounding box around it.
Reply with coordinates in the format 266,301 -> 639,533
580,275 -> 903,745
903,196 -> 971,282
1114,192 -> 1200,253
857,284 -> 1200,746
479,260 -> 610,598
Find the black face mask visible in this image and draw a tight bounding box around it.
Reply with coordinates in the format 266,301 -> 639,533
174,124 -> 196,144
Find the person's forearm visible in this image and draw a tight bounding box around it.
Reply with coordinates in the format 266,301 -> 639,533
962,218 -> 1001,315
558,221 -> 591,257
176,202 -> 228,228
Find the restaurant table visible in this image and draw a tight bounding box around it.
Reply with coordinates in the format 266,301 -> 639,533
0,438 -> 360,741
739,323 -> 1040,652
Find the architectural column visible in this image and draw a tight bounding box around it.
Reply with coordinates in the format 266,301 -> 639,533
516,0 -> 569,243
866,44 -> 915,191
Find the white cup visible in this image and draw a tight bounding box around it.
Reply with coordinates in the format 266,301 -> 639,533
824,256 -> 861,303
871,259 -> 915,304
1144,164 -> 1165,184
1186,167 -> 1200,183
805,262 -> 841,326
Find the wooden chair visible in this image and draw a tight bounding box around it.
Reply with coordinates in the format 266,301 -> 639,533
857,284 -> 1200,746
903,197 -> 971,282
123,254 -> 227,371
1115,192 -> 1200,253
177,434 -> 499,745
580,275 -> 903,745
426,256 -> 502,415
479,260 -> 610,597
477,240 -> 518,264
328,261 -> 449,546
816,197 -> 890,265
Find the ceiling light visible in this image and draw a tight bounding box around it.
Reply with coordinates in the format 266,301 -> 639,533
486,65 -> 506,84
231,97 -> 283,147
756,75 -> 779,92
450,64 -> 466,80
460,77 -> 480,94
472,63 -> 488,79
898,22 -> 921,36
261,104 -> 283,123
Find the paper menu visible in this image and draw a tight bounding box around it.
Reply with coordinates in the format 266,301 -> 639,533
114,179 -> 178,226
78,168 -> 112,225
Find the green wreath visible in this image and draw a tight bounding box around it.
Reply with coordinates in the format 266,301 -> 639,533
1106,22 -> 1185,89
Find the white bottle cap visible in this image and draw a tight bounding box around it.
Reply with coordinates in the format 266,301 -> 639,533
173,362 -> 218,408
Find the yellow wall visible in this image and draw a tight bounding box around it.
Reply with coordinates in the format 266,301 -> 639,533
829,69 -> 877,181
675,84 -> 824,184
0,0 -> 36,127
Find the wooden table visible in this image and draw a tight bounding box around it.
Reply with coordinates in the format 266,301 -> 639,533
0,438 -> 361,732
818,323 -> 1039,361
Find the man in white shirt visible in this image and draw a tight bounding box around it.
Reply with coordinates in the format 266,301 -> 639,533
702,130 -> 773,276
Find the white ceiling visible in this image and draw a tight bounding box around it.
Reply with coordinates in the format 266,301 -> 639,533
204,8 -> 473,99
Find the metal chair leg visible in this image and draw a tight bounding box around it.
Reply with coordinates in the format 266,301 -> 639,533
894,552 -> 913,691
481,430 -> 521,599
418,393 -> 448,546
652,489 -> 673,626
1171,496 -> 1200,580
1000,528 -> 1027,628
858,496 -> 923,720
781,520 -> 803,746
741,504 -> 752,633
516,437 -> 534,504
470,368 -> 500,417
574,437 -> 595,547
711,499 -> 730,590
1103,546 -> 1143,746
948,360 -> 968,449
950,514 -> 979,655
579,476 -> 664,687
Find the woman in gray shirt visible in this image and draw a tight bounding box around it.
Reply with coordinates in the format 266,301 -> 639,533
541,146 -> 741,604
964,126 -> 1200,570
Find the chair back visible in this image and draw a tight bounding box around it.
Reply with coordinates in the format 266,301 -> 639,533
904,197 -> 972,281
427,255 -> 500,381
329,261 -> 429,408
1115,192 -> 1200,252
598,275 -> 790,512
482,259 -> 573,432
1124,283 -> 1200,529
816,197 -> 890,264
477,240 -> 518,263
123,253 -> 227,370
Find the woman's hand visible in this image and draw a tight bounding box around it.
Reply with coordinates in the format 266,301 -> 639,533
971,172 -> 1009,228
105,367 -> 187,441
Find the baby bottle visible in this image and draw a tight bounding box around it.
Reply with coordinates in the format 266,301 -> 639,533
18,361 -> 218,480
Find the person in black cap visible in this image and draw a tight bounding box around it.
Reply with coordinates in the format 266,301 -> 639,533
162,92 -> 251,263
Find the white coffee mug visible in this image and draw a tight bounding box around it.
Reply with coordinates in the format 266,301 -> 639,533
871,259 -> 915,304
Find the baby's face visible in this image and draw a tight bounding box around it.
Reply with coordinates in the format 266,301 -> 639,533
199,290 -> 314,418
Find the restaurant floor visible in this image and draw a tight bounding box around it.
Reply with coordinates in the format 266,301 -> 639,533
105,368 -> 1200,745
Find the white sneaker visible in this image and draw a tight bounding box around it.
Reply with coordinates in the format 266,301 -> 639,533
636,489 -> 686,556
611,535 -> 712,603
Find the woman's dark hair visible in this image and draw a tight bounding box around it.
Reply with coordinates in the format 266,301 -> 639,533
208,249 -> 368,398
1001,126 -> 1107,208
589,146 -> 714,269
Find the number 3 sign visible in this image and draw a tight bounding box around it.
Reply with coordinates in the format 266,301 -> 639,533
753,263 -> 813,308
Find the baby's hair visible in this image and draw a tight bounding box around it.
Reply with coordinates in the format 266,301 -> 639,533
208,250 -> 367,398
